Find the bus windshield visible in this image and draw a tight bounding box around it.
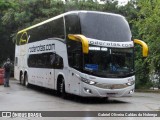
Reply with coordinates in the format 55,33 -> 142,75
79,12 -> 131,42
84,47 -> 134,78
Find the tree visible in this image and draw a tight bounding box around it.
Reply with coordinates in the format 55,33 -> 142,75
0,0 -> 16,63
134,0 -> 160,89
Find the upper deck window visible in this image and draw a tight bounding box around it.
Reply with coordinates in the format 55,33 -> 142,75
79,12 -> 132,42
16,17 -> 65,45
65,14 -> 81,39
28,17 -> 65,43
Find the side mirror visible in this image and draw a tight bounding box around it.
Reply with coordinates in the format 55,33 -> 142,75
68,34 -> 89,54
134,39 -> 149,57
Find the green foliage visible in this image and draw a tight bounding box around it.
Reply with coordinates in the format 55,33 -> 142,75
124,0 -> 160,89
136,0 -> 160,68
0,0 -> 16,63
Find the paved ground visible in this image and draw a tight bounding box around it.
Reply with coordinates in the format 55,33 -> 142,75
0,79 -> 160,120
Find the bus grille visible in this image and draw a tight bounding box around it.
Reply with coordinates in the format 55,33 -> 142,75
94,83 -> 128,89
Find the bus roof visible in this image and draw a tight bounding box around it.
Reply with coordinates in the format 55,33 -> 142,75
17,11 -> 125,34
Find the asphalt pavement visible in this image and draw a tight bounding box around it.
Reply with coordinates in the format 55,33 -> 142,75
0,79 -> 160,120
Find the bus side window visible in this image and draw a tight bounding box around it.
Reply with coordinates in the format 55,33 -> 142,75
67,40 -> 83,71
72,52 -> 81,69
28,55 -> 36,68
28,17 -> 65,43
65,14 -> 81,37
50,54 -> 56,66
53,54 -> 64,69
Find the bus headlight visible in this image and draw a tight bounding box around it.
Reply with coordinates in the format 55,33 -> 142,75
126,80 -> 135,86
81,77 -> 97,85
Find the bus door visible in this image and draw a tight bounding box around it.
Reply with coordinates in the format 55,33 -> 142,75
45,66 -> 54,89
68,68 -> 81,95
67,39 -> 83,95
45,53 -> 56,89
53,53 -> 64,89
68,50 -> 82,95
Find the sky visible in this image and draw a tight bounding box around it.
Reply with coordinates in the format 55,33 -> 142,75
96,0 -> 130,5
118,0 -> 129,5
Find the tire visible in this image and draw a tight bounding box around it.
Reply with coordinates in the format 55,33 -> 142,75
24,74 -> 29,87
19,72 -> 23,85
58,78 -> 66,99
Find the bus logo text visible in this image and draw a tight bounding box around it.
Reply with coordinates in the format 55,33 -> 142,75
29,44 -> 55,53
89,40 -> 133,48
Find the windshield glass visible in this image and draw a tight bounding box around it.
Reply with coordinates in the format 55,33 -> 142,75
83,47 -> 134,78
79,12 -> 131,42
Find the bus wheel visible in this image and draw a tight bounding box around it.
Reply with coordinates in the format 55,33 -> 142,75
19,72 -> 23,85
58,78 -> 66,99
24,74 -> 29,87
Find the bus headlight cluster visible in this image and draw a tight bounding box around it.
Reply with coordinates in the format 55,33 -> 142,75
126,80 -> 135,86
81,77 -> 97,85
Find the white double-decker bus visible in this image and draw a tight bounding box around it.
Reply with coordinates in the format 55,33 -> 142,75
14,11 -> 148,98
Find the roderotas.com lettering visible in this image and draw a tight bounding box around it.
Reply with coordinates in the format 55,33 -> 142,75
29,44 -> 55,53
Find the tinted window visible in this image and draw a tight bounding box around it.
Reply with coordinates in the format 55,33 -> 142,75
65,14 -> 82,70
28,17 -> 65,43
53,54 -> 64,69
79,12 -> 132,42
65,14 -> 81,40
67,40 -> 83,70
17,17 -> 65,45
28,53 -> 63,69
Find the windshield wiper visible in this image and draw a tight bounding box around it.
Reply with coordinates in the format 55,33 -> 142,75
117,71 -> 135,78
84,68 -> 94,73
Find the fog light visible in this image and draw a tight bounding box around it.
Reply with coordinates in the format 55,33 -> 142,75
84,88 -> 92,94
128,89 -> 134,94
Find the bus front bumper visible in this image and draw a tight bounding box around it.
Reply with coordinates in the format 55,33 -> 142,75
80,82 -> 135,97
